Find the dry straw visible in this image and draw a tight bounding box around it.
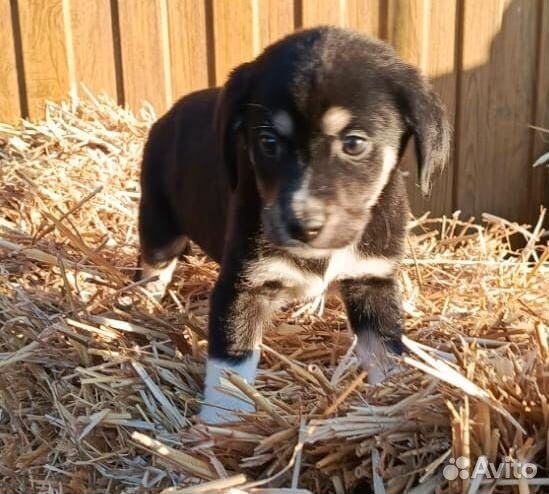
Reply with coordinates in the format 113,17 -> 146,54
1,92 -> 548,494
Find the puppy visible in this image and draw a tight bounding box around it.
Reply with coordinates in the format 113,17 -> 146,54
137,27 -> 450,423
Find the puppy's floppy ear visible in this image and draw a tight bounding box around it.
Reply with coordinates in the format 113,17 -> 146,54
397,71 -> 451,196
215,62 -> 255,190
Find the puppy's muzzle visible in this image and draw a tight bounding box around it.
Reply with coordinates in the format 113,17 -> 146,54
262,199 -> 357,251
291,213 -> 326,243
289,193 -> 328,243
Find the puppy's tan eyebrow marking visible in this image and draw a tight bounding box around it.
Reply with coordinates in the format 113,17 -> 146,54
272,111 -> 294,137
322,106 -> 352,136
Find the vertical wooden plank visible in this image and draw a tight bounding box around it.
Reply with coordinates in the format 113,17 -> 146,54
212,0 -> 254,85
118,0 -> 171,115
0,0 -> 22,123
258,0 -> 294,50
167,0 -> 209,99
386,0 -> 427,216
530,0 -> 549,217
67,0 -> 117,100
455,0 -> 501,220
387,0 -> 426,69
456,0 -> 538,222
386,0 -> 457,217
17,0 -> 70,120
422,0 -> 457,217
300,0 -> 345,28
346,0 -> 382,38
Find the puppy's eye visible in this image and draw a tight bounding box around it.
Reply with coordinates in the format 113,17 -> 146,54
341,134 -> 369,157
257,132 -> 279,157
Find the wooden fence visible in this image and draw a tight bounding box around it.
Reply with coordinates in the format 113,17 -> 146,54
1,0 -> 548,222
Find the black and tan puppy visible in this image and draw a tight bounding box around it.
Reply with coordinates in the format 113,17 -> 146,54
137,27 -> 450,422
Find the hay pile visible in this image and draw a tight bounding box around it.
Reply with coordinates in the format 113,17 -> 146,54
1,92 -> 548,494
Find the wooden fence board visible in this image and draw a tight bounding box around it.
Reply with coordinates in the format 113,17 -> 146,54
456,0 -> 538,222
387,0 -> 426,70
530,0 -> 549,218
490,0 -> 538,223
167,0 -> 209,98
0,0 -> 22,123
17,0 -> 69,120
386,0 -> 457,217
118,0 -> 170,115
68,0 -> 117,101
1,0 -> 547,221
212,0 -> 254,85
258,0 -> 294,50
386,0 -> 431,215
300,0 -> 345,28
346,0 -> 382,38
454,0 -> 499,221
423,0 -> 458,216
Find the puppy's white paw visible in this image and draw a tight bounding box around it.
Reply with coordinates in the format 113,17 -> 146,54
142,279 -> 170,302
140,259 -> 177,302
199,390 -> 255,423
355,333 -> 405,385
199,352 -> 260,424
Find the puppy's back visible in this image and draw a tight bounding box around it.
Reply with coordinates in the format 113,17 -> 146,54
140,88 -> 231,262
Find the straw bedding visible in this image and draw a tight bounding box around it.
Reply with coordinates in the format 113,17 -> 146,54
0,92 -> 548,494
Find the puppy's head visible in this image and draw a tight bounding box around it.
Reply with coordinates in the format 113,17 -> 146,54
216,27 -> 450,253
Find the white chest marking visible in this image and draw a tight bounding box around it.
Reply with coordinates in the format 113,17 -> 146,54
325,247 -> 396,284
248,249 -> 395,300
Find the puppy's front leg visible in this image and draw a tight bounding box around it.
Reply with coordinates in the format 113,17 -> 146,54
339,277 -> 405,385
200,272 -> 271,423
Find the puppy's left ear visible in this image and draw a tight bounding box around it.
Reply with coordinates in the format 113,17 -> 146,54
398,74 -> 451,196
215,62 -> 255,191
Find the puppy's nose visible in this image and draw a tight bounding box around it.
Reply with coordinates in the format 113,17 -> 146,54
299,216 -> 325,242
303,219 -> 323,240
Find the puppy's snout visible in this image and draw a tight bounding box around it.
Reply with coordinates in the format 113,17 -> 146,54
289,191 -> 327,243
301,216 -> 325,241
290,212 -> 326,243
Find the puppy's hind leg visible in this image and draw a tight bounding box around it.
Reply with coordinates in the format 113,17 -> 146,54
137,194 -> 189,302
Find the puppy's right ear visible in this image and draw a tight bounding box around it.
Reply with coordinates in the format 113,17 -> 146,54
389,56 -> 451,196
215,62 -> 255,190
397,74 -> 451,196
